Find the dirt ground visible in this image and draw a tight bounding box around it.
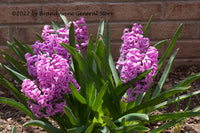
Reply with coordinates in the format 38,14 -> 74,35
1,65 -> 200,133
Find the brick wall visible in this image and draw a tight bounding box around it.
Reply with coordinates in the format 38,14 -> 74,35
0,0 -> 200,67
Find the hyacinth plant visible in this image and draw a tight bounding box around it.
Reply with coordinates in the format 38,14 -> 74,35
1,14 -> 200,133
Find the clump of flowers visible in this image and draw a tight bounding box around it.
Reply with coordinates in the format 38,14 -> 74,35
31,17 -> 89,65
22,54 -> 80,118
21,17 -> 88,118
116,23 -> 158,102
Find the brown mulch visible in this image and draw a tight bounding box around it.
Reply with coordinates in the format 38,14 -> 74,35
1,65 -> 200,133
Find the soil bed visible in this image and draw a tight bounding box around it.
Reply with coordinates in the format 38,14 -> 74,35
1,65 -> 200,133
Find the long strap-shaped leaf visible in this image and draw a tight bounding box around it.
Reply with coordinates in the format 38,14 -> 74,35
149,111 -> 200,123
2,50 -> 30,78
171,72 -> 200,89
13,37 -> 27,55
118,86 -> 190,119
116,69 -> 152,100
114,124 -> 150,133
95,19 -> 104,50
153,39 -> 168,49
69,82 -> 87,105
101,116 -> 117,130
143,15 -> 152,37
0,97 -> 36,119
63,105 -> 79,126
59,12 -> 69,28
0,63 -> 27,84
152,49 -> 179,99
7,41 -> 26,62
0,73 -> 27,105
114,113 -> 149,123
92,82 -> 108,111
157,24 -> 182,73
148,118 -> 182,133
23,120 -> 63,133
149,90 -> 200,112
84,123 -> 95,133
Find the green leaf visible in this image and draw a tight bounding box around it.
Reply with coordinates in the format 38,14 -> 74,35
7,41 -> 26,62
148,118 -> 183,133
69,23 -> 76,48
69,23 -> 85,89
13,37 -> 27,55
11,126 -> 17,133
36,33 -> 44,42
157,24 -> 182,72
172,72 -> 200,89
69,82 -> 87,105
23,42 -> 34,55
120,86 -> 190,117
134,92 -> 146,106
143,15 -> 152,37
152,49 -> 179,98
153,39 -> 168,49
67,126 -> 86,133
116,69 -> 152,100
23,120 -> 63,133
149,90 -> 200,112
92,51 -> 112,85
115,113 -> 149,123
84,123 -> 95,133
0,97 -> 36,119
92,82 -> 108,111
63,105 -> 78,126
52,22 -> 61,31
114,124 -> 150,133
87,35 -> 94,66
149,112 -> 200,122
0,63 -> 27,84
86,82 -> 95,106
2,50 -> 30,78
109,54 -> 120,85
0,74 -> 27,105
92,51 -> 121,115
129,126 -> 150,132
101,116 -> 117,130
59,12 -> 69,28
60,43 -> 103,88
95,19 -> 104,49
105,22 -> 110,61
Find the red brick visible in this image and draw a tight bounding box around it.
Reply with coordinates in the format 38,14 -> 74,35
146,23 -> 196,40
197,24 -> 200,39
0,27 -> 9,46
14,26 -> 43,44
42,4 -> 104,23
166,2 -> 200,20
0,6 -> 40,24
108,22 -> 196,42
110,43 -> 120,61
109,24 -> 126,42
105,3 -> 162,21
0,0 -> 7,3
173,41 -> 200,58
86,24 -> 99,40
107,0 -> 161,1
11,0 -> 104,2
173,59 -> 200,69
